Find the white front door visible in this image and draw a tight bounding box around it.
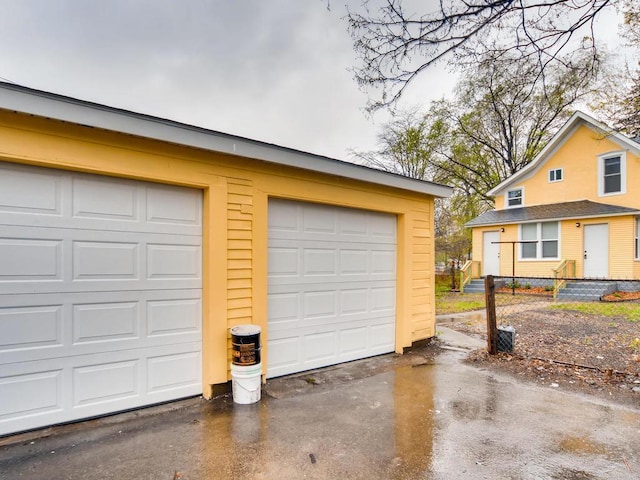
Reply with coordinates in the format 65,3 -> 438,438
584,224 -> 609,278
483,231 -> 500,276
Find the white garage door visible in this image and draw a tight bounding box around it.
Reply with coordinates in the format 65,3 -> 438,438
267,199 -> 396,378
0,162 -> 202,436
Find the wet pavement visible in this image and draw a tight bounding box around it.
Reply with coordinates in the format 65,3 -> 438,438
1,339 -> 639,479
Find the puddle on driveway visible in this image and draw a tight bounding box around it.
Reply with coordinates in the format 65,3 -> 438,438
2,350 -> 640,479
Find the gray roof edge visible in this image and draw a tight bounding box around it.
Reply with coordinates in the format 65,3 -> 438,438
0,82 -> 452,198
466,208 -> 640,227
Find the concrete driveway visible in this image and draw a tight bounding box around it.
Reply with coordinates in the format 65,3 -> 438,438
1,335 -> 639,480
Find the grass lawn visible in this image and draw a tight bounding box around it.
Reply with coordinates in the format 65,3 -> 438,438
551,302 -> 640,322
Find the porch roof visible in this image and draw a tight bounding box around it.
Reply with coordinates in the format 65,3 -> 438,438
465,200 -> 640,227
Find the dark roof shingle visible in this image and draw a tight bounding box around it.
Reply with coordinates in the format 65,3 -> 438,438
466,200 -> 640,227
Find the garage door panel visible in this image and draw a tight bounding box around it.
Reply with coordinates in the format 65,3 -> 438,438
146,184 -> 202,228
72,302 -> 138,343
371,323 -> 395,350
0,370 -> 63,420
147,350 -> 201,394
303,249 -> 337,275
0,342 -> 201,435
147,243 -> 201,279
269,202 -> 396,245
268,199 -> 396,378
340,326 -> 368,355
73,359 -> 139,407
0,165 -> 63,216
0,226 -> 201,294
266,337 -> 300,375
0,238 -> 62,280
0,304 -> 63,351
0,290 -> 201,365
73,241 -> 139,280
72,177 -> 138,221
0,162 -> 203,436
0,163 -> 202,236
304,331 -> 337,362
147,298 -> 201,336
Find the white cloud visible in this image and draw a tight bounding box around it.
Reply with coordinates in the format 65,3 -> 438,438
0,1 -> 456,160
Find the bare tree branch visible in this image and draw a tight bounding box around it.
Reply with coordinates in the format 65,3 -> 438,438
348,0 -> 615,110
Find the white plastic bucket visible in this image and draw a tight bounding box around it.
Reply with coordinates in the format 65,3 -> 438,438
230,362 -> 262,404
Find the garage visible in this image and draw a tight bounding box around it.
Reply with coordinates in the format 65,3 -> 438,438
0,162 -> 203,436
267,199 -> 396,378
0,82 -> 452,437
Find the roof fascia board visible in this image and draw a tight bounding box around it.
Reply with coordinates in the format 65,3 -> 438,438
0,83 -> 453,198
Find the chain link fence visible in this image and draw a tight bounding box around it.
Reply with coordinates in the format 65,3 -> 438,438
484,275 -> 640,380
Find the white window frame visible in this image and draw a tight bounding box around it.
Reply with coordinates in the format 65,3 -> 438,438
548,168 -> 563,183
598,151 -> 626,197
505,187 -> 524,208
518,221 -> 560,261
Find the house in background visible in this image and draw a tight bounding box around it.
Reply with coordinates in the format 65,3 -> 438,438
464,111 -> 640,286
0,82 -> 451,436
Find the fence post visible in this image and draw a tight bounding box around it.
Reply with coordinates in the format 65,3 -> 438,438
485,275 -> 498,355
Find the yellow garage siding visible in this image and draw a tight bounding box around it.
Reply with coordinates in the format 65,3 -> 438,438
411,212 -> 435,340
226,179 -> 254,365
0,109 -> 442,396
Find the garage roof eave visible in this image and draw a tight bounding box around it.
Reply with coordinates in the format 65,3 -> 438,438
0,82 -> 453,199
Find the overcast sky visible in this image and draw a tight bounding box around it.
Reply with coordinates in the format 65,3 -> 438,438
0,0 -> 458,161
0,1 -> 628,162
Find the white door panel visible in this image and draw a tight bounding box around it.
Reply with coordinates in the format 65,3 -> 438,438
267,199 -> 396,378
0,162 -> 202,436
483,231 -> 500,276
584,224 -> 609,278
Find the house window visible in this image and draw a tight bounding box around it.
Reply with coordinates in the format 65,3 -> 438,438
598,152 -> 626,196
506,188 -> 523,208
520,221 -> 559,260
548,168 -> 563,182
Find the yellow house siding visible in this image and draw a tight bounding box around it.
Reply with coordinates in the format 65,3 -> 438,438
607,217 -> 635,278
474,119 -> 640,281
0,109 -> 440,394
511,125 -> 640,209
561,220 -> 582,276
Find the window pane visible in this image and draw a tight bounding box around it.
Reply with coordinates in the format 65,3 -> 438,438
541,222 -> 558,239
604,174 -> 621,193
549,170 -> 555,181
604,157 -> 620,175
522,243 -> 537,258
507,189 -> 522,206
521,223 -> 537,240
556,169 -> 562,180
542,240 -> 558,258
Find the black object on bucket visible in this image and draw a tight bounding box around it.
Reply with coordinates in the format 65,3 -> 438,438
230,325 -> 262,365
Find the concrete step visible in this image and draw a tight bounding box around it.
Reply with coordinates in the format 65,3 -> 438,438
557,281 -> 616,301
463,279 -> 486,293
